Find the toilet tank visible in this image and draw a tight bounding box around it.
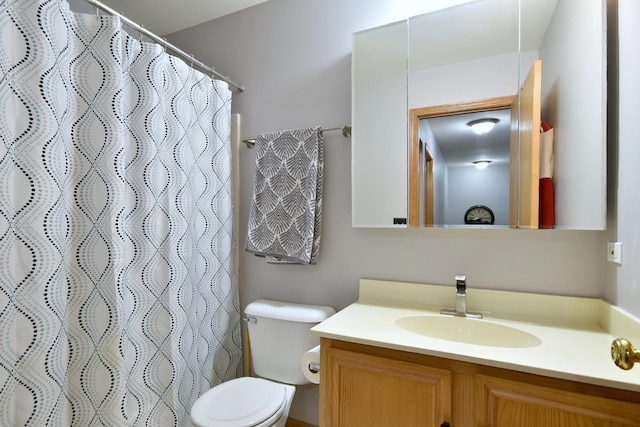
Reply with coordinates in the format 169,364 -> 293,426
244,299 -> 335,385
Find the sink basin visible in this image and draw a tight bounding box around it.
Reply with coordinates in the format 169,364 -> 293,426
395,315 -> 542,348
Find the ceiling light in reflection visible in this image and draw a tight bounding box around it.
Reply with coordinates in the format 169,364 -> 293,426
468,118 -> 499,135
473,160 -> 492,169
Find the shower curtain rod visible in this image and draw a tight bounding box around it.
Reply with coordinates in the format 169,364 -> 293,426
242,125 -> 352,148
83,0 -> 245,92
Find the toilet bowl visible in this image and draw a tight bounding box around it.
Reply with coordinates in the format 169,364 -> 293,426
190,377 -> 295,427
190,299 -> 335,427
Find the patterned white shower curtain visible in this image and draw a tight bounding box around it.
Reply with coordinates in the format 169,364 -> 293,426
0,0 -> 242,425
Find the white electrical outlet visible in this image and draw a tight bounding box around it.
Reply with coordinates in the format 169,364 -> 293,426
607,241 -> 622,264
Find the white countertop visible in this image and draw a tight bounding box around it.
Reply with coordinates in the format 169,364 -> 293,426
311,279 -> 640,392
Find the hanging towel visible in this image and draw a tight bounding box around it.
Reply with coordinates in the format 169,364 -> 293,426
245,127 -> 324,264
539,122 -> 555,229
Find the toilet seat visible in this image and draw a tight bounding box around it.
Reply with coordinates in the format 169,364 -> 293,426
191,377 -> 287,427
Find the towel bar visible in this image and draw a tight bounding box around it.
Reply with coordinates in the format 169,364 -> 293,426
242,125 -> 351,148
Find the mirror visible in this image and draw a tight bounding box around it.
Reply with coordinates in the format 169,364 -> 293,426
351,0 -> 607,229
352,20 -> 408,227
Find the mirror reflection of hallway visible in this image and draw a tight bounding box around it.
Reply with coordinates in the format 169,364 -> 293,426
409,96 -> 513,227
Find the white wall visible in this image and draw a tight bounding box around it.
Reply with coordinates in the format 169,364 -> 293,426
410,51 -> 522,108
446,165 -> 511,226
538,0 -> 607,229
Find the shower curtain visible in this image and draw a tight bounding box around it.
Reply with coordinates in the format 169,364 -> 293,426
0,0 -> 242,425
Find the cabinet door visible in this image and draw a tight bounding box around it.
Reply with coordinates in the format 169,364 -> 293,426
510,60 -> 541,229
351,21 -> 408,228
476,374 -> 640,427
322,347 -> 451,427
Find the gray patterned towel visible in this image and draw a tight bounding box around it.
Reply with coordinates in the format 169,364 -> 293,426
245,127 -> 324,264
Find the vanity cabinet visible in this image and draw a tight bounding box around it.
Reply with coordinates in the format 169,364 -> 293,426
320,342 -> 451,426
476,374 -> 640,426
319,338 -> 640,427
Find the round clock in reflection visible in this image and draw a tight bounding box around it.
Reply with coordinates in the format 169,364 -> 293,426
464,205 -> 495,225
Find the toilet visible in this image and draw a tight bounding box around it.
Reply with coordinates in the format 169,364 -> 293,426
190,299 -> 335,427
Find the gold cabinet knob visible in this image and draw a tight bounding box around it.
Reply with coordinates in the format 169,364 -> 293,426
611,338 -> 640,370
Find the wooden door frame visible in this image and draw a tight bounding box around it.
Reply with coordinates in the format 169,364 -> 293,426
408,96 -> 515,227
424,146 -> 434,226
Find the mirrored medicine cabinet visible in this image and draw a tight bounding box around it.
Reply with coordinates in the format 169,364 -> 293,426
351,0 -> 607,230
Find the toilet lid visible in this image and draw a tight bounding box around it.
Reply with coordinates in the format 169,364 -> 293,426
191,377 -> 286,427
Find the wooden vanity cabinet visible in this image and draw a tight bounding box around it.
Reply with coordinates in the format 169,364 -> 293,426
319,338 -> 640,427
319,342 -> 451,426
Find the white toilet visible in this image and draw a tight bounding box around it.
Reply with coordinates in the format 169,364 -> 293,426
190,299 -> 335,427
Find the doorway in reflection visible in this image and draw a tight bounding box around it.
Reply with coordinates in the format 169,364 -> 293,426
409,96 -> 514,228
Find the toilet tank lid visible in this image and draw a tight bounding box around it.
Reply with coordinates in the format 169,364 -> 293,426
245,299 -> 335,323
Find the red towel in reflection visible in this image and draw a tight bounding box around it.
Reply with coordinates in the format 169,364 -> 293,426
539,177 -> 555,228
539,122 -> 555,229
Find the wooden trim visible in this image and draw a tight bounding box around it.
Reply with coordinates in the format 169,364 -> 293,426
515,60 -> 542,229
408,111 -> 421,226
509,96 -> 519,228
409,96 -> 515,227
424,148 -> 434,226
411,96 -> 515,119
285,418 -> 316,427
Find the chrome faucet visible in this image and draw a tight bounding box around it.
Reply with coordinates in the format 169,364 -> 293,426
440,274 -> 482,319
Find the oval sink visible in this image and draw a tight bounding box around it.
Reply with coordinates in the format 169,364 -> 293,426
395,315 -> 541,348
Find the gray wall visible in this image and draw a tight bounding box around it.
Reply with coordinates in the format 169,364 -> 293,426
166,2 -> 609,423
168,0 -> 606,309
446,165 -> 511,226
604,0 -> 640,316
